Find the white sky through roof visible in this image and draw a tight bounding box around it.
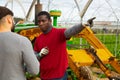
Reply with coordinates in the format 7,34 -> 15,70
0,0 -> 120,22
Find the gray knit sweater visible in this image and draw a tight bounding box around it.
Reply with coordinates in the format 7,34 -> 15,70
0,32 -> 39,80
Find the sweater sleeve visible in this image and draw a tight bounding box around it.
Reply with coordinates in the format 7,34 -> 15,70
21,37 -> 39,75
64,23 -> 85,39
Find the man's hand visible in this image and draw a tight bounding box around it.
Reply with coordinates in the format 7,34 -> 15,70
86,17 -> 96,28
39,47 -> 49,58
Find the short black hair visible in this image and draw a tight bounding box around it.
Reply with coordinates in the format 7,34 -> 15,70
0,6 -> 13,20
37,11 -> 51,20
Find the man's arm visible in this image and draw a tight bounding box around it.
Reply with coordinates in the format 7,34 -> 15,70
34,47 -> 49,61
64,23 -> 85,39
34,51 -> 41,60
21,37 -> 39,75
64,17 -> 96,39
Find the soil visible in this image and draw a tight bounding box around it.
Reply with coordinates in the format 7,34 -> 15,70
28,67 -> 120,80
91,67 -> 120,80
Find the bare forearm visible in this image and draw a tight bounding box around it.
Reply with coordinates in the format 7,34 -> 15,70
64,23 -> 84,39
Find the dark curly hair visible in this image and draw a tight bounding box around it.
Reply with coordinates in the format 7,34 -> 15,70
0,6 -> 13,20
38,11 -> 51,20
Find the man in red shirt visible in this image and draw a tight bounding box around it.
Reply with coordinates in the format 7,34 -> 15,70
34,11 -> 93,80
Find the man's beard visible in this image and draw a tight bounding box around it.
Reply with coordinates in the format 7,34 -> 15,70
11,23 -> 15,32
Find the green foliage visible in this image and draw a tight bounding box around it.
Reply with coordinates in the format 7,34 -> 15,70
67,34 -> 120,58
96,34 -> 120,58
25,72 -> 39,79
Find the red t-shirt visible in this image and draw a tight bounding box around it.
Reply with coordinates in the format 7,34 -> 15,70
34,28 -> 68,79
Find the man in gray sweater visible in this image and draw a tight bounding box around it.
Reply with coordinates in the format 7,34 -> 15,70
0,6 -> 39,80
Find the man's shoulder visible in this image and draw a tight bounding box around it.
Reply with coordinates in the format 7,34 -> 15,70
11,32 -> 29,42
53,27 -> 66,30
52,28 -> 66,33
11,32 -> 27,38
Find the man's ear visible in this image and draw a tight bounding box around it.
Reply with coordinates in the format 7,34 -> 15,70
6,16 -> 12,24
